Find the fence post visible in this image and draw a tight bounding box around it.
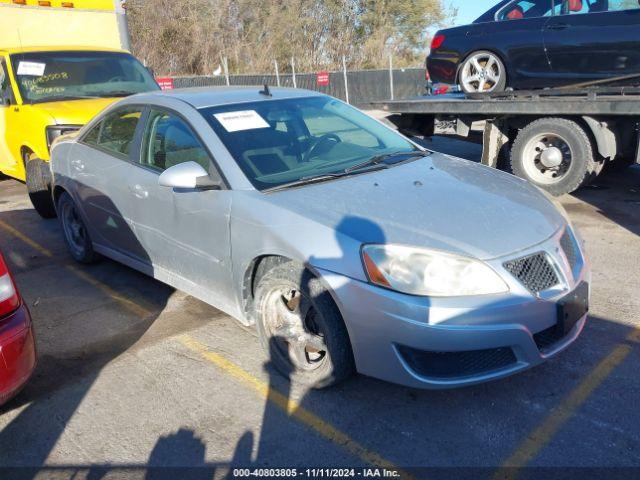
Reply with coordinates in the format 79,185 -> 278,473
343,56 -> 350,104
223,57 -> 230,86
275,60 -> 281,87
291,57 -> 297,88
389,55 -> 394,100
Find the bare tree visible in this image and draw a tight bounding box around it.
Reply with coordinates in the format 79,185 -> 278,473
126,0 -> 455,76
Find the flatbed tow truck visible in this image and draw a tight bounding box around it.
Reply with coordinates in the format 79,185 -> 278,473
374,76 -> 640,195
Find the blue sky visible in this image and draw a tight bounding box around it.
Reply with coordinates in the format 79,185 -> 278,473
449,0 -> 497,26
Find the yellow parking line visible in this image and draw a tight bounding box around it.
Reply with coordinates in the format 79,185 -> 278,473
180,336 -> 410,477
68,265 -> 153,318
0,219 -> 152,318
1,219 -> 407,473
496,327 -> 638,479
0,219 -> 54,258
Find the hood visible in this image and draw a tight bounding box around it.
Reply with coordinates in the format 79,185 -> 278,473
34,98 -> 118,125
262,154 -> 566,260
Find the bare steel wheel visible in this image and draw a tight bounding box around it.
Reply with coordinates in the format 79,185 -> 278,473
511,118 -> 597,196
254,261 -> 355,388
521,133 -> 572,185
460,51 -> 506,94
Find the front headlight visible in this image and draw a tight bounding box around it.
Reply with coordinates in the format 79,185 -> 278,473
361,245 -> 509,297
46,125 -> 82,151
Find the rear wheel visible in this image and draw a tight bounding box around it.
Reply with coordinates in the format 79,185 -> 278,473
459,51 -> 507,94
511,118 -> 597,196
25,153 -> 57,219
254,262 -> 355,389
58,192 -> 98,264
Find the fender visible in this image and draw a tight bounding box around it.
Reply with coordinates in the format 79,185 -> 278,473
582,116 -> 618,160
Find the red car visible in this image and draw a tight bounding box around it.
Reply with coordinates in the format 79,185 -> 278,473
0,252 -> 36,406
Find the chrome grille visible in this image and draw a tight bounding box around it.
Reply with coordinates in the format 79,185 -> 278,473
560,229 -> 579,272
504,252 -> 559,294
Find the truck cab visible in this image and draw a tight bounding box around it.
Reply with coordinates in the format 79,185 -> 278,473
0,0 -> 159,217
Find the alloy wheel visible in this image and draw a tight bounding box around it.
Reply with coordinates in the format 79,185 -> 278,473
460,52 -> 503,93
261,286 -> 328,372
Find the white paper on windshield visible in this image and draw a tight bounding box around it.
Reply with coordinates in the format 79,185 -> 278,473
17,61 -> 46,76
214,110 -> 269,132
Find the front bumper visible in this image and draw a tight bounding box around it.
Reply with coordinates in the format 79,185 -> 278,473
318,230 -> 590,389
0,304 -> 37,405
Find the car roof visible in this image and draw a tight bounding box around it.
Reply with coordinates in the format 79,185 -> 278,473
130,86 -> 325,109
0,46 -> 129,55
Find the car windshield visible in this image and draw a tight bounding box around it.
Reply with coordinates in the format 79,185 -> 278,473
200,96 -> 421,191
10,51 -> 159,104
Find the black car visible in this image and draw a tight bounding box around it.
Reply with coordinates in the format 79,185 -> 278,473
427,0 -> 640,94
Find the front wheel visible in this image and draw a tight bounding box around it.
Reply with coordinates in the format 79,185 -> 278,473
511,118 -> 598,196
459,51 -> 507,94
25,155 -> 57,219
254,262 -> 355,389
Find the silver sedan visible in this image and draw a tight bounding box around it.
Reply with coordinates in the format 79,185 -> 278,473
50,87 -> 590,389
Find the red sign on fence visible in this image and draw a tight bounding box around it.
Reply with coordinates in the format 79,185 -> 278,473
156,77 -> 174,90
316,71 -> 330,87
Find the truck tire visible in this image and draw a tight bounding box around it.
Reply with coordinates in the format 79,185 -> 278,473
511,118 -> 597,196
254,261 -> 355,389
25,155 -> 57,219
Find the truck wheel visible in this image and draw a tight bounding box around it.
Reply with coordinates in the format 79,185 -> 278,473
511,118 -> 597,196
57,192 -> 98,264
254,261 -> 355,389
25,155 -> 57,219
459,51 -> 507,94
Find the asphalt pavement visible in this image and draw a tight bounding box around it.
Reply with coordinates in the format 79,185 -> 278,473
0,140 -> 638,479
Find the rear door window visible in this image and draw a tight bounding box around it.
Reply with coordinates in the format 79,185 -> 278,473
606,0 -> 640,11
498,0 -> 555,19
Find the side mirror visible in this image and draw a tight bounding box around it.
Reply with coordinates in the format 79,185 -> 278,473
158,161 -> 222,190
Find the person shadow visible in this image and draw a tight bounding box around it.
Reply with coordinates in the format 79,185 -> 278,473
145,428 -> 214,480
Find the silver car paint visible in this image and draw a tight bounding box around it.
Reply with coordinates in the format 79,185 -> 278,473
51,88 -> 589,388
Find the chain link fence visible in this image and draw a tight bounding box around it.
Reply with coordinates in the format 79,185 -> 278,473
169,68 -> 427,108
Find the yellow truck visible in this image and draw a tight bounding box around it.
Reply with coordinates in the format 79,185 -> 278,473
0,0 -> 158,217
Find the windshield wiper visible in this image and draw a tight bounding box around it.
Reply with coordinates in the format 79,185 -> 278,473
34,94 -> 102,103
264,173 -> 347,192
344,150 -> 429,174
264,150 -> 430,193
85,91 -> 137,98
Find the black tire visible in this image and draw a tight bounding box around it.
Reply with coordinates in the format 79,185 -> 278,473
254,261 -> 355,389
57,192 -> 98,264
25,155 -> 57,219
459,50 -> 507,94
511,118 -> 597,196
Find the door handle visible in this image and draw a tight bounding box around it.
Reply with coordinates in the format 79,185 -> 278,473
546,23 -> 569,30
130,184 -> 149,199
70,159 -> 85,171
